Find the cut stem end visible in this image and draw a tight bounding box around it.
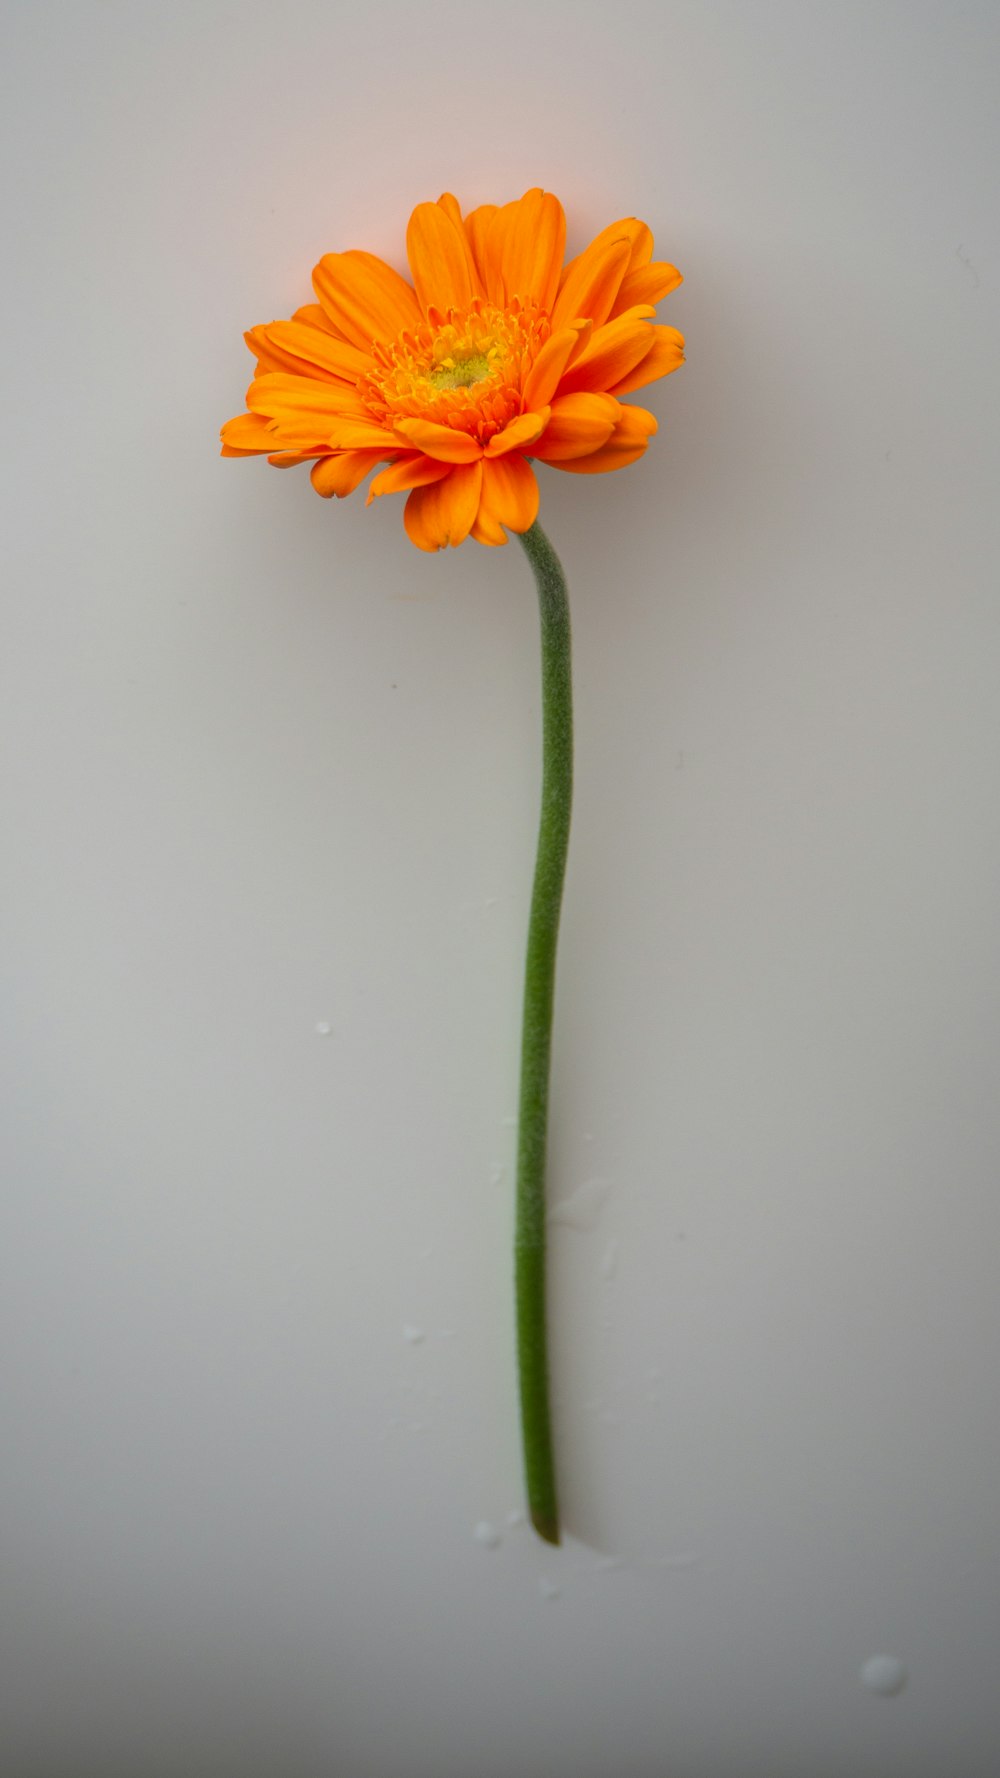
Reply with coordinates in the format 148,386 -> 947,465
531,1506 -> 561,1546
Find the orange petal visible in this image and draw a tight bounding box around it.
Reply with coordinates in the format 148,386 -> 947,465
623,220 -> 655,270
246,371 -> 370,423
547,405 -> 657,474
470,511 -> 509,547
485,409 -> 550,457
608,324 -> 685,395
245,374 -> 379,450
501,189 -> 565,311
463,204 -> 498,287
494,188 -> 566,311
436,460 -> 483,545
482,202 -> 517,305
437,192 -> 465,232
292,302 -> 341,336
403,462 -> 484,551
555,309 -> 657,396
324,419 -> 405,451
312,250 -> 421,351
310,451 -> 386,497
247,321 -> 369,385
268,450 -> 323,467
559,217 -> 654,291
366,453 -> 451,504
609,263 -> 682,319
533,392 -> 620,462
245,329 -> 335,383
478,454 -> 539,535
522,322 -> 592,409
407,200 -> 483,314
402,486 -> 438,552
550,236 -> 632,331
220,412 -> 273,455
392,418 -> 483,463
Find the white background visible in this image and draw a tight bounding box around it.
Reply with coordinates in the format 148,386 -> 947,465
3,3 -> 999,1774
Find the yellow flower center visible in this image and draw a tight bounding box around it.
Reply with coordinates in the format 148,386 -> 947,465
361,299 -> 550,444
428,352 -> 492,391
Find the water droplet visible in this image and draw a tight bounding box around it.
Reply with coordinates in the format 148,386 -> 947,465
549,1177 -> 611,1232
538,1577 -> 561,1601
473,1521 -> 501,1549
401,1324 -> 425,1345
600,1239 -> 619,1280
861,1655 -> 907,1697
506,1509 -> 525,1528
315,1020 -> 332,1036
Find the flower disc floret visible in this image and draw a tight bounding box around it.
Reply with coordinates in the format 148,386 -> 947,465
360,300 -> 549,444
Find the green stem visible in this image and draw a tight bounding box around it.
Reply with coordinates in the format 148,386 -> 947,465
514,520 -> 573,1547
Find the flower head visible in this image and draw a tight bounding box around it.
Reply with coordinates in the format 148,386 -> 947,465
221,190 -> 684,551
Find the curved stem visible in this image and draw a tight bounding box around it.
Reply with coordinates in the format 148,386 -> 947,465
514,520 -> 573,1546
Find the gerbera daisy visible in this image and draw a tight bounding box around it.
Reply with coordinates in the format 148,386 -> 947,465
221,188 -> 684,550
220,189 -> 687,1546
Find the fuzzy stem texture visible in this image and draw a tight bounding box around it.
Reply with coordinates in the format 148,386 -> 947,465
514,520 -> 573,1546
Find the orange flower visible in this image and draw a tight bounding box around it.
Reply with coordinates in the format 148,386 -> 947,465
221,190 -> 684,552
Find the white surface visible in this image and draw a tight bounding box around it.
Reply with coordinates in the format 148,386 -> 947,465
3,3 -> 999,1775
